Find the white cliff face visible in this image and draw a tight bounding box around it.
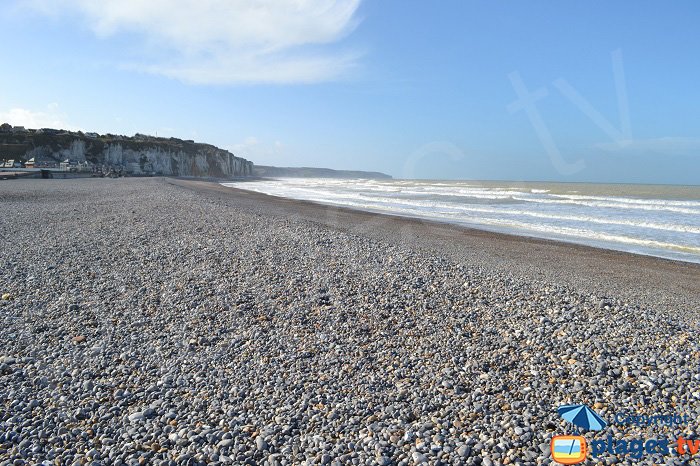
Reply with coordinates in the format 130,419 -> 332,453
29,139 -> 253,177
103,144 -> 124,167
62,140 -> 87,162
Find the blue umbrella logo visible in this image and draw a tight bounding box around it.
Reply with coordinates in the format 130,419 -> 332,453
558,404 -> 607,431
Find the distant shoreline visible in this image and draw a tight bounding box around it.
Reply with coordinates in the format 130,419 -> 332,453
252,165 -> 392,179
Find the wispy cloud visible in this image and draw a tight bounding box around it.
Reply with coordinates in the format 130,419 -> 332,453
25,0 -> 363,85
0,103 -> 78,130
594,137 -> 700,156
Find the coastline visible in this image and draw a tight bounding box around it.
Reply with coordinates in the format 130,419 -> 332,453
172,178 -> 700,317
219,177 -> 700,265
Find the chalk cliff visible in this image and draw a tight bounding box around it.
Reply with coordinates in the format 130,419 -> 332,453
0,126 -> 253,178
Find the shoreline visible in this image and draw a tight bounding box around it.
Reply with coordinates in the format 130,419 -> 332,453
222,181 -> 700,265
171,178 -> 700,316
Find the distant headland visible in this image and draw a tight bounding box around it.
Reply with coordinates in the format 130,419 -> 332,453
253,165 -> 392,179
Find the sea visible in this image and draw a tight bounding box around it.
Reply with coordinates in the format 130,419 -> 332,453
221,178 -> 700,264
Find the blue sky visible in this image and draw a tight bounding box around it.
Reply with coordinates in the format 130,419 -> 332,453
1,1 -> 699,184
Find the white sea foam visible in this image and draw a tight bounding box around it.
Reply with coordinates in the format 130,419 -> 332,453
222,178 -> 700,263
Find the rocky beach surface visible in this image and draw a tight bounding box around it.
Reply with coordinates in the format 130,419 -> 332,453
1,178 -> 699,466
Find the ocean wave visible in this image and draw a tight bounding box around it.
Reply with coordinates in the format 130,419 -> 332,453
281,196 -> 700,253
221,180 -> 700,262
512,196 -> 700,215
551,193 -> 700,208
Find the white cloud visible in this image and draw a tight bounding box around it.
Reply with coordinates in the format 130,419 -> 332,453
594,137 -> 700,156
0,103 -> 79,130
26,0 -> 363,84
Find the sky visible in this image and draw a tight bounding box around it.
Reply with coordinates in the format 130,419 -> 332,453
0,0 -> 699,184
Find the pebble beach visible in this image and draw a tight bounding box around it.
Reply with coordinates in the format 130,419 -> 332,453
1,177 -> 699,466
